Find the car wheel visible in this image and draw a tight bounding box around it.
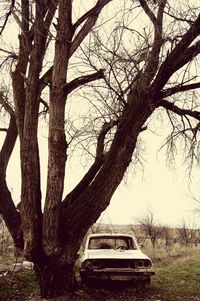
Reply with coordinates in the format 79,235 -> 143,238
80,274 -> 87,284
142,277 -> 151,287
81,275 -> 94,287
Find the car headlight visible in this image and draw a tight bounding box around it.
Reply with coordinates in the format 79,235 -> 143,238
134,259 -> 152,269
82,260 -> 93,270
82,260 -> 103,270
144,259 -> 152,268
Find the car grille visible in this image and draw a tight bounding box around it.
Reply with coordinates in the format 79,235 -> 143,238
89,259 -> 151,269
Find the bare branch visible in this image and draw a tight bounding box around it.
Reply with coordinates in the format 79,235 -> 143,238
0,47 -> 18,58
39,0 -> 112,90
0,116 -> 18,173
62,119 -> 118,209
0,91 -> 15,116
96,120 -> 118,157
39,97 -> 49,113
69,1 -> 113,57
165,11 -> 194,25
11,6 -> 23,29
44,0 -> 58,29
0,115 -> 22,249
138,0 -> 157,25
158,98 -> 200,121
139,0 -> 167,86
171,41 -> 200,73
62,159 -> 104,209
73,0 -> 112,30
151,13 -> 200,92
0,128 -> 8,132
0,0 -> 15,36
161,82 -> 200,98
63,69 -> 105,96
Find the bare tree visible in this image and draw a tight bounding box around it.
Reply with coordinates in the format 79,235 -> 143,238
131,224 -> 148,247
0,0 -> 200,298
177,217 -> 199,247
162,226 -> 174,253
136,210 -> 165,252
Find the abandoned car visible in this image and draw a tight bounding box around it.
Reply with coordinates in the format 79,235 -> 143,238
80,233 -> 155,285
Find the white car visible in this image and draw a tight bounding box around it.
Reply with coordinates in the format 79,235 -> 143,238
80,233 -> 155,285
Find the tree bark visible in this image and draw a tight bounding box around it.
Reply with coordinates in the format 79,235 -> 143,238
0,116 -> 23,248
0,177 -> 23,249
34,238 -> 79,299
34,259 -> 76,299
43,0 -> 73,255
18,2 -> 53,260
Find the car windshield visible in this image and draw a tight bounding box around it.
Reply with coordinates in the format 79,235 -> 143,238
88,236 -> 136,250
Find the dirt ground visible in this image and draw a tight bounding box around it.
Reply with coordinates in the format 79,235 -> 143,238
27,282 -> 200,301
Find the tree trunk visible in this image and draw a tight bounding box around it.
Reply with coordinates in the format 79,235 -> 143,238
34,259 -> 77,299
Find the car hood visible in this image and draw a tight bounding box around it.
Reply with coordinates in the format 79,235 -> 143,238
82,249 -> 150,261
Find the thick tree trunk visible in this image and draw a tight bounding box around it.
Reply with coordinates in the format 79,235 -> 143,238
33,233 -> 81,298
0,177 -> 23,249
34,258 -> 77,299
43,0 -> 73,255
0,116 -> 23,249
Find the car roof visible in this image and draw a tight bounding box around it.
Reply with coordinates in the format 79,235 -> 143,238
88,233 -> 135,238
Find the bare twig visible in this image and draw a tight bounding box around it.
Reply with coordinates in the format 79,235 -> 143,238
0,0 -> 15,36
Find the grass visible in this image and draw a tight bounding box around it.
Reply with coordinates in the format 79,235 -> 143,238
0,247 -> 200,301
151,255 -> 200,301
0,271 -> 38,301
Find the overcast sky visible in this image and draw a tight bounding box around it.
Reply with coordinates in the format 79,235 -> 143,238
1,0 -> 200,228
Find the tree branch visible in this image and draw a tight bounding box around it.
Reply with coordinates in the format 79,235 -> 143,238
96,120 -> 118,157
63,69 -> 105,96
139,0 -> 167,87
62,158 -> 104,210
39,97 -> 49,114
151,13 -> 200,92
44,0 -> 58,29
0,91 -> 15,116
171,40 -> 200,71
161,82 -> 200,98
0,115 -> 23,249
0,47 -> 18,59
158,99 -> 200,121
0,128 -> 8,132
39,0 -> 112,91
62,119 -> 118,210
138,0 -> 157,25
0,0 -> 15,36
73,0 -> 112,30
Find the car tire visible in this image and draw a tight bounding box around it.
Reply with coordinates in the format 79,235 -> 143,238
81,275 -> 94,287
142,277 -> 151,287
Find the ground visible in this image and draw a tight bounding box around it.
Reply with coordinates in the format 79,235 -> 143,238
0,249 -> 200,301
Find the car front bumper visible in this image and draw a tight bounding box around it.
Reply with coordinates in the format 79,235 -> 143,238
80,269 -> 155,281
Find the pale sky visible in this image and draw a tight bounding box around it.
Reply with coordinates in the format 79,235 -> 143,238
1,0 -> 200,228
